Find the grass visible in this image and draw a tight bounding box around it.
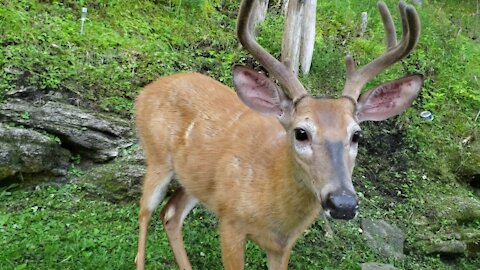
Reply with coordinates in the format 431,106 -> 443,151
0,0 -> 241,113
1,182 -> 479,270
1,0 -> 479,269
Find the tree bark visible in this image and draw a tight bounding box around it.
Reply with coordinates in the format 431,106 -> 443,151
300,0 -> 316,75
282,0 -> 305,76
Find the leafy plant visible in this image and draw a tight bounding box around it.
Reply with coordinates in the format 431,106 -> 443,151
20,111 -> 30,120
1,0 -> 479,269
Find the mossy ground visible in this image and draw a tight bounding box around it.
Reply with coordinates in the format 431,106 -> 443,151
1,0 -> 479,269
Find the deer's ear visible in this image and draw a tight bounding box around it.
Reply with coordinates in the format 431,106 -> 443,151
357,75 -> 423,122
233,65 -> 291,117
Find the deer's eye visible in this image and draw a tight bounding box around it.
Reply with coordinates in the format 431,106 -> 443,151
294,128 -> 309,142
352,130 -> 362,143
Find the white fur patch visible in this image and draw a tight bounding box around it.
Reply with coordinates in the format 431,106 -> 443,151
294,120 -> 315,158
164,205 -> 176,221
148,172 -> 173,211
347,123 -> 361,136
232,156 -> 241,168
349,143 -> 358,157
180,196 -> 198,223
348,123 -> 361,158
185,121 -> 195,140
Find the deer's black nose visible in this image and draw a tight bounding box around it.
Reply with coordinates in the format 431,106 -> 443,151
324,193 -> 358,220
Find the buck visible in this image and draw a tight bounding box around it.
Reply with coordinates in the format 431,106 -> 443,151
135,0 -> 422,269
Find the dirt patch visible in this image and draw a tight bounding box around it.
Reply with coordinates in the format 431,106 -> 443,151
356,119 -> 415,206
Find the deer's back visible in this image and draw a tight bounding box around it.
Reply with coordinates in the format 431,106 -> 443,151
136,73 -> 280,199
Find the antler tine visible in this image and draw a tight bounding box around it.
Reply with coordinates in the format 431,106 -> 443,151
379,2 -> 396,49
401,3 -> 421,57
342,1 -> 421,101
399,1 -> 410,46
345,54 -> 356,79
237,0 -> 307,100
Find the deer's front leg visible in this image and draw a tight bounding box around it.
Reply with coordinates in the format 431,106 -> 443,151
267,247 -> 292,270
219,222 -> 246,270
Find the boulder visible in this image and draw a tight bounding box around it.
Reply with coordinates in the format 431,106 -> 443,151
0,99 -> 134,162
361,219 -> 405,259
425,240 -> 467,255
360,262 -> 398,270
416,227 -> 480,256
462,229 -> 480,255
0,125 -> 71,181
433,196 -> 480,224
412,195 -> 480,257
451,198 -> 480,223
78,145 -> 145,201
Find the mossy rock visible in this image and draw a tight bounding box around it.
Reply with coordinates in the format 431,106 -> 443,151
360,263 -> 397,270
361,219 -> 405,259
412,195 -> 480,256
440,196 -> 480,223
461,228 -> 480,255
0,125 -> 71,182
0,166 -> 15,181
424,240 -> 467,255
78,146 -> 145,202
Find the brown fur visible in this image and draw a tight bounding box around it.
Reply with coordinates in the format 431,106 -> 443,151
134,0 -> 423,268
134,72 -> 363,270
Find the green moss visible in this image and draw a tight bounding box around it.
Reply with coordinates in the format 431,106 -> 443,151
1,0 -> 479,269
0,0 -> 240,113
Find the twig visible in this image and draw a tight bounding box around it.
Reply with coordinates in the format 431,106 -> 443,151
476,0 -> 480,38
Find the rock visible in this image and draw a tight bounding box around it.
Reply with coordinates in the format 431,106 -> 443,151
453,199 -> 480,223
438,196 -> 480,223
361,219 -> 405,259
412,0 -> 423,6
451,137 -> 479,193
0,99 -> 134,162
461,228 -> 480,241
460,229 -> 480,255
412,215 -> 429,226
425,240 -> 467,255
360,262 -> 398,270
78,145 -> 145,201
0,125 -> 71,181
5,85 -> 37,98
412,195 -> 480,257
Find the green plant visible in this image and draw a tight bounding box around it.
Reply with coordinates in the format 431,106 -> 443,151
71,154 -> 81,165
48,134 -> 61,145
20,111 -> 30,120
67,165 -> 84,177
1,0 -> 479,269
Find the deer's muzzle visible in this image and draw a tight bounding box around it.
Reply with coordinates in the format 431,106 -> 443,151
324,191 -> 358,220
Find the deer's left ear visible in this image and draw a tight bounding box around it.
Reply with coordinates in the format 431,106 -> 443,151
356,75 -> 423,123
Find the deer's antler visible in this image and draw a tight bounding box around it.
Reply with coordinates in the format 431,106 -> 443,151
342,1 -> 421,100
237,0 -> 308,101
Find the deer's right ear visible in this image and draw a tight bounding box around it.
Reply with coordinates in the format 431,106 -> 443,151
233,65 -> 291,117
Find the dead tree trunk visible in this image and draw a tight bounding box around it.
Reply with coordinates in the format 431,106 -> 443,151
251,0 -> 316,76
282,0 -> 304,75
281,0 -> 316,76
301,0 -> 316,75
253,0 -> 269,24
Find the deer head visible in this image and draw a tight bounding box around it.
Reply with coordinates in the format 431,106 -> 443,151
233,0 -> 422,219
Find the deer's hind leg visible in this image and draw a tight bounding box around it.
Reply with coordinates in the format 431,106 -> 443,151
161,187 -> 198,270
136,164 -> 174,270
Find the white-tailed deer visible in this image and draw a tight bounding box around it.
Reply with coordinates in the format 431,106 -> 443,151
135,0 -> 422,269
